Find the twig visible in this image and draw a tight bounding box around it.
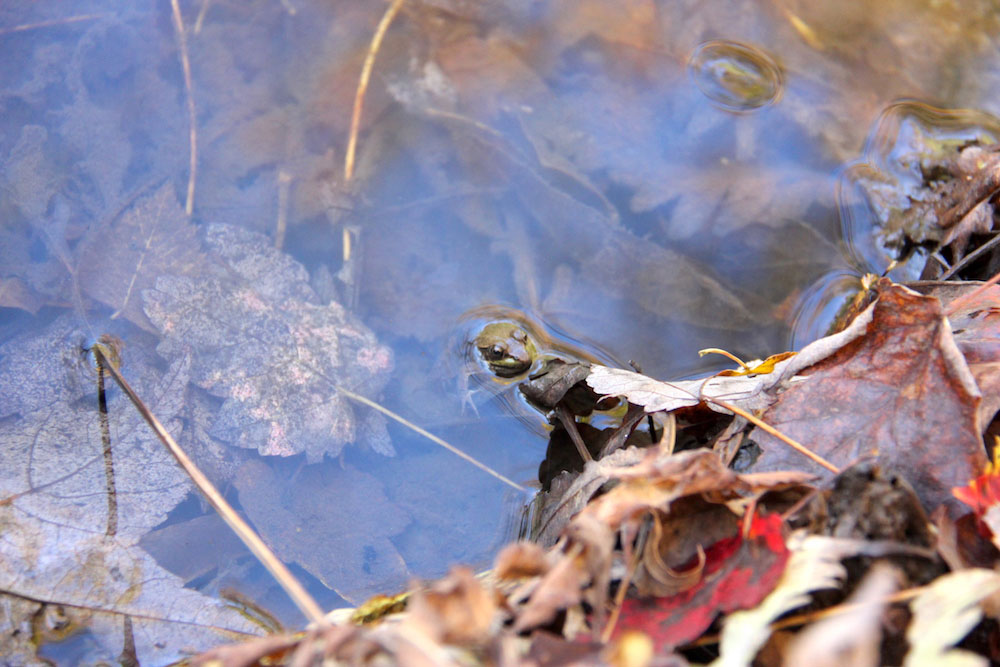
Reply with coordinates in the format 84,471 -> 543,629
944,267 -> 1000,316
601,524 -> 646,642
691,584 -> 925,648
343,0 -> 407,183
708,397 -> 840,474
555,405 -> 593,464
335,385 -> 527,494
92,346 -> 327,626
194,0 -> 212,34
940,232 -> 1000,280
170,0 -> 198,216
95,351 -> 118,537
275,170 -> 292,250
0,13 -> 104,35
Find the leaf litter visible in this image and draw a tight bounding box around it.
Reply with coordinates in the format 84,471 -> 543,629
190,146 -> 1000,665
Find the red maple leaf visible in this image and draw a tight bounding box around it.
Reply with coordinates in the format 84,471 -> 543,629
953,442 -> 1000,520
614,511 -> 788,651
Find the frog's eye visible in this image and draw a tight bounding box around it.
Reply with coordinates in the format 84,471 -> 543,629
489,344 -> 507,359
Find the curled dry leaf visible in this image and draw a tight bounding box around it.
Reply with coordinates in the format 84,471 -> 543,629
404,567 -> 499,646
579,447 -> 814,531
614,512 -> 789,651
494,541 -> 551,580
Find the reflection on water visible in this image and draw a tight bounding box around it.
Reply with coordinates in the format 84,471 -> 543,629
3,0 -> 1000,660
789,270 -> 866,350
688,40 -> 783,112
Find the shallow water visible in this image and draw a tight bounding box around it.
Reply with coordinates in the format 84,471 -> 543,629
2,0 -> 1000,660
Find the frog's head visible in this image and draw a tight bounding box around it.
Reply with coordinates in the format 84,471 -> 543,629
475,322 -> 537,378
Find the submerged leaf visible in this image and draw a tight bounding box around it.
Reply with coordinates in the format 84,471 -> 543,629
77,183 -> 204,333
0,316 -> 259,662
142,224 -> 395,461
233,460 -> 410,604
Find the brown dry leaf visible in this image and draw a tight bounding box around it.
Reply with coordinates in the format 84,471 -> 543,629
233,460 -> 410,605
404,567 -> 498,646
494,541 -> 551,580
917,282 -> 1000,428
513,513 -> 614,634
77,183 -> 204,332
580,448 -> 813,531
531,446 -> 648,547
748,283 -> 987,514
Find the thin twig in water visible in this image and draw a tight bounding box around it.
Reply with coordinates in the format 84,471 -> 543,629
95,350 -> 118,537
344,0 -> 407,183
171,0 -> 198,216
92,346 -> 327,626
0,13 -> 104,35
275,170 -> 292,250
335,385 -> 528,494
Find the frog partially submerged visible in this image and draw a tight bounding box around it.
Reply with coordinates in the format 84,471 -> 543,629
474,321 -> 538,378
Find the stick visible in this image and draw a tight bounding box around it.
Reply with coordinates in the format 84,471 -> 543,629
92,346 -> 327,626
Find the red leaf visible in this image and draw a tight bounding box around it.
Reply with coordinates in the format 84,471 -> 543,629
614,512 -> 788,650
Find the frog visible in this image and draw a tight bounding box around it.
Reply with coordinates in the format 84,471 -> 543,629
474,321 -> 538,378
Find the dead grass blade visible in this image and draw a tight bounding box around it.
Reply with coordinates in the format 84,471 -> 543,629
170,0 -> 198,216
343,0 -> 407,183
335,385 -> 528,494
91,345 -> 327,626
0,13 -> 105,35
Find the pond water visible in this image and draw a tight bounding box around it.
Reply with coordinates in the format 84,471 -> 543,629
2,0 -> 1000,662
